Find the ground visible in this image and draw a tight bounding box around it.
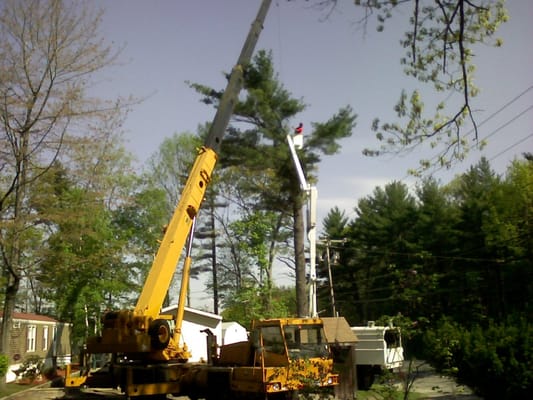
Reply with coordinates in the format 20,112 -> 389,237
0,368 -> 482,400
401,371 -> 480,399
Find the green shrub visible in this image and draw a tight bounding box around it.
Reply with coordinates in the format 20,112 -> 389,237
456,317 -> 533,399
13,355 -> 43,382
0,354 -> 8,378
422,316 -> 533,399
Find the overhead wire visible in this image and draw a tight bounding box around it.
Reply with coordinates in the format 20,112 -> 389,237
322,86 -> 533,307
402,85 -> 533,178
475,84 -> 533,138
490,132 -> 533,161
482,104 -> 533,141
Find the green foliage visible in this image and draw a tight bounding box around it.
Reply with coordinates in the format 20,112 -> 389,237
35,163 -> 135,343
221,285 -> 295,327
372,372 -> 398,400
0,0 -> 133,358
422,316 -> 533,399
323,157 -> 532,327
320,155 -> 532,399
0,354 -> 8,378
321,206 -> 349,239
325,181 -> 419,322
356,0 -> 509,172
190,49 -> 355,316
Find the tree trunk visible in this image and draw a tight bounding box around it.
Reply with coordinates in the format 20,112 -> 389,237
0,279 -> 19,346
293,200 -> 308,317
0,126 -> 29,386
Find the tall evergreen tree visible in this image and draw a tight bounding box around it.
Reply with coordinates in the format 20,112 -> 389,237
190,50 -> 356,317
330,181 -> 417,323
448,158 -> 502,322
499,158 -> 533,318
412,178 -> 461,319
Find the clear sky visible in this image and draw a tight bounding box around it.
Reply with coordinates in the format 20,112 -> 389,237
92,0 -> 532,308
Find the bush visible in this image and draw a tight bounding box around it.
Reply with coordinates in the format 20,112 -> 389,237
0,354 -> 8,379
13,355 -> 43,382
422,316 -> 533,400
456,317 -> 533,399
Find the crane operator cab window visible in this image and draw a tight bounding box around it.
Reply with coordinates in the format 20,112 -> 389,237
283,324 -> 329,360
256,325 -> 289,367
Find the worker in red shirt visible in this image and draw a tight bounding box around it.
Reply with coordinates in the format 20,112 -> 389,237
293,123 -> 303,149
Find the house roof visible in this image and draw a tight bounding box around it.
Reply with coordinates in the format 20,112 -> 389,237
221,321 -> 246,329
1,312 -> 59,323
160,305 -> 222,322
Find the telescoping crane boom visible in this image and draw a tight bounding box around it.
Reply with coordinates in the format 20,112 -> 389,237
65,1 -> 342,398
65,0 -> 270,390
85,0 -> 271,361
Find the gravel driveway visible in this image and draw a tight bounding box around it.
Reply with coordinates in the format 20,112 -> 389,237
392,360 -> 482,399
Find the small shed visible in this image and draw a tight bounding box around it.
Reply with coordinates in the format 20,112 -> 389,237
221,321 -> 247,345
160,305 -> 222,362
0,312 -> 71,383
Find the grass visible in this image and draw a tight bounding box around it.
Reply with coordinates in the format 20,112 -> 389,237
0,380 -> 50,398
356,384 -> 424,400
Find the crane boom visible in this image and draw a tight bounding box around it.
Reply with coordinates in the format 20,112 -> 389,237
135,0 -> 272,319
205,0 -> 271,153
65,4 -> 345,398
80,0 -> 273,363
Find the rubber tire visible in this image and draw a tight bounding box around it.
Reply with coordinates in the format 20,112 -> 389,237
148,319 -> 171,350
357,365 -> 376,390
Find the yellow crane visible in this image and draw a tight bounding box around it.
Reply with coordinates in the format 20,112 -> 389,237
65,1 -> 342,398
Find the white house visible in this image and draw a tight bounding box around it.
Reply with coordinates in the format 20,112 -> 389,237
160,306 -> 222,362
218,322 -> 248,345
160,306 -> 248,362
220,321 -> 247,345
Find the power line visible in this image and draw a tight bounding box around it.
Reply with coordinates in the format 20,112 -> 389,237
482,105 -> 533,141
490,132 -> 533,161
404,86 -> 533,177
475,85 -> 533,138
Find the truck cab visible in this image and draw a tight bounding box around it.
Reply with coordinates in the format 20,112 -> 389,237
216,318 -> 338,396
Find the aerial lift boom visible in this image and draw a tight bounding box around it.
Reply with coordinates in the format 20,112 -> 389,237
287,133 -> 318,318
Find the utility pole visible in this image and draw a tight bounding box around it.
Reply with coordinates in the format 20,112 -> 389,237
325,241 -> 336,317
318,238 -> 345,317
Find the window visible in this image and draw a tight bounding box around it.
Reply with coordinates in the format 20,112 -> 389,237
260,326 -> 285,355
283,324 -> 329,359
27,325 -> 36,352
43,326 -> 49,351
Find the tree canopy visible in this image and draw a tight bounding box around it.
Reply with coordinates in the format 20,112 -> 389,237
313,0 -> 508,173
0,0 -> 132,350
319,155 -> 532,397
190,49 -> 356,316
